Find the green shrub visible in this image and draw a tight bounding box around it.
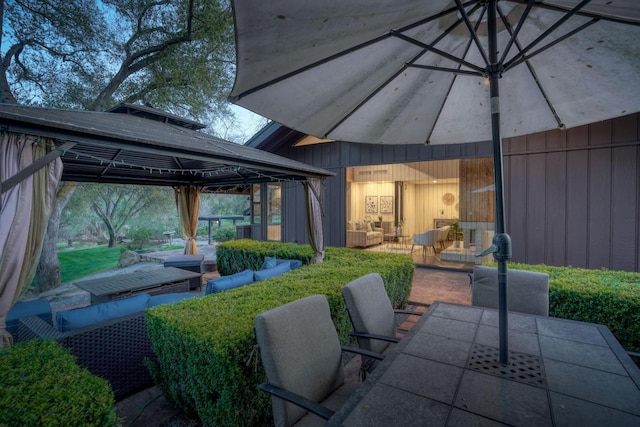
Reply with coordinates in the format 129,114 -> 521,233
128,226 -> 155,249
212,225 -> 237,242
488,262 -> 640,353
0,340 -> 117,427
147,241 -> 414,426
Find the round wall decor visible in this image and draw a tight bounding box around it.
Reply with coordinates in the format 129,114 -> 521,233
442,193 -> 455,206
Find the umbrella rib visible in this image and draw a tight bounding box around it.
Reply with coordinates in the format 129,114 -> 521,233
504,18 -> 599,71
499,0 -> 536,66
497,6 -> 565,130
504,0 -> 593,69
454,0 -> 489,67
231,2 -> 478,102
391,31 -> 485,75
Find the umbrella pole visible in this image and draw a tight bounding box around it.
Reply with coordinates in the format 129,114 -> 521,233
487,0 -> 512,365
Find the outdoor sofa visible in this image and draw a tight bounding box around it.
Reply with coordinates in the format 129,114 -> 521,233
205,257 -> 302,294
18,292 -> 194,399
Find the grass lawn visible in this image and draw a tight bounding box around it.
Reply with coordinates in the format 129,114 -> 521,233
57,243 -> 185,284
57,245 -> 123,284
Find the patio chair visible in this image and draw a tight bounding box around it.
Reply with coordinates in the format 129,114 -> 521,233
254,294 -> 381,427
342,273 -> 421,375
411,229 -> 439,255
471,265 -> 550,316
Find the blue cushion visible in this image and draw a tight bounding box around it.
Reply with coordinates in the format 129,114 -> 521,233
277,259 -> 303,270
261,256 -> 278,270
56,293 -> 150,332
6,299 -> 52,334
164,254 -> 204,268
205,269 -> 255,294
148,292 -> 196,307
254,261 -> 291,281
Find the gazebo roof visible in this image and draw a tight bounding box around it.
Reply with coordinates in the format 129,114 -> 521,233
0,103 -> 333,193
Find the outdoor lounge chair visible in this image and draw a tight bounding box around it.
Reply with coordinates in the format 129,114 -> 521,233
254,295 -> 381,427
342,273 -> 421,375
471,265 -> 550,316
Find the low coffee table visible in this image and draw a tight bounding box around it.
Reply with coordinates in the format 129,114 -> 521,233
74,267 -> 201,304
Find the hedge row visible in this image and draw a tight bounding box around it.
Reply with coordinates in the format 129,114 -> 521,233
493,262 -> 640,353
0,339 -> 117,426
146,240 -> 415,426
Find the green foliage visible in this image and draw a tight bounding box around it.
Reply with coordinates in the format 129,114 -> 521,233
147,241 -> 414,426
128,226 -> 156,249
0,340 -> 117,426
489,262 -> 640,352
212,225 -> 238,242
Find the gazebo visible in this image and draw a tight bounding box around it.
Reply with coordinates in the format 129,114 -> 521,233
0,103 -> 333,346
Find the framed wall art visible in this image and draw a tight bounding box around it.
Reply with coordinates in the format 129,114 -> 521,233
380,196 -> 393,214
365,196 -> 378,213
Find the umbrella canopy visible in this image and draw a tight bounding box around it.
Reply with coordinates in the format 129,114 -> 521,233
229,0 -> 640,364
230,0 -> 640,145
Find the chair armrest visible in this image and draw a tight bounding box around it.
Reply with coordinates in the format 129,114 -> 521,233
394,309 -> 423,316
258,383 -> 335,420
341,345 -> 385,360
349,331 -> 400,344
18,315 -> 63,341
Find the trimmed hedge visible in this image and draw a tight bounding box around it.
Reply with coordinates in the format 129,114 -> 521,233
0,339 -> 117,427
147,241 -> 414,426
490,262 -> 640,353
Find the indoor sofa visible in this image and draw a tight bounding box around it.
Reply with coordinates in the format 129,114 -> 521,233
346,220 -> 383,248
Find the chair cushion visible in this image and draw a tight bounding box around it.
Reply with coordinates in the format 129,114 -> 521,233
472,266 -> 550,316
254,295 -> 344,427
342,273 -> 396,355
56,293 -> 150,332
261,256 -> 278,270
254,261 -> 290,281
205,269 -> 255,294
148,292 -> 196,307
6,298 -> 52,334
163,254 -> 204,268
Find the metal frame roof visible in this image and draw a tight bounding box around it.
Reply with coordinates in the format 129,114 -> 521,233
0,103 -> 333,194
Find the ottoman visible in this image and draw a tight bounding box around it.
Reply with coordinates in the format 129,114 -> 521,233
163,254 -> 204,290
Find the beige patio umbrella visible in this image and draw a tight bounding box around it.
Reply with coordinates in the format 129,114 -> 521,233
229,0 -> 640,363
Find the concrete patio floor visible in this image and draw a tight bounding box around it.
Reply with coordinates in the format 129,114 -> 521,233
114,266 -> 473,426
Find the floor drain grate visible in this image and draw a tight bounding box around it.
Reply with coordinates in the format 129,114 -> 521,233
467,344 -> 546,387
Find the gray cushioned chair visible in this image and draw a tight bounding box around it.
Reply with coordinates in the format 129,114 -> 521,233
342,273 -> 420,375
254,295 -> 381,427
471,265 -> 550,316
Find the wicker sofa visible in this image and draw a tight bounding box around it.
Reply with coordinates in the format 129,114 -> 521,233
346,220 -> 384,248
18,292 -> 194,399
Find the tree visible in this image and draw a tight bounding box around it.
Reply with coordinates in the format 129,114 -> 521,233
75,184 -> 170,247
1,0 -> 237,292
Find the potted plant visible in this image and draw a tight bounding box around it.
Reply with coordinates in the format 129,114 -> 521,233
450,220 -> 463,247
395,219 -> 404,237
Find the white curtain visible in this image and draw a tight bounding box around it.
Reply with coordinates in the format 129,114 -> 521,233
304,178 -> 325,264
0,133 -> 62,347
174,185 -> 201,255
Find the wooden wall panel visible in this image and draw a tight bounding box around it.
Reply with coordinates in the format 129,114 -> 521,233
545,151 -> 567,267
610,146 -> 638,271
526,153 -> 546,265
565,150 -> 589,268
506,155 -> 528,262
588,149 -> 612,269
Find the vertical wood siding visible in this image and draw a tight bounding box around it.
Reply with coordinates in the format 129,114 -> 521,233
270,113 -> 640,272
503,113 -> 640,272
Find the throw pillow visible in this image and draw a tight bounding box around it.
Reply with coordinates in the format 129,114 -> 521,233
254,261 -> 291,281
261,256 -> 277,270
